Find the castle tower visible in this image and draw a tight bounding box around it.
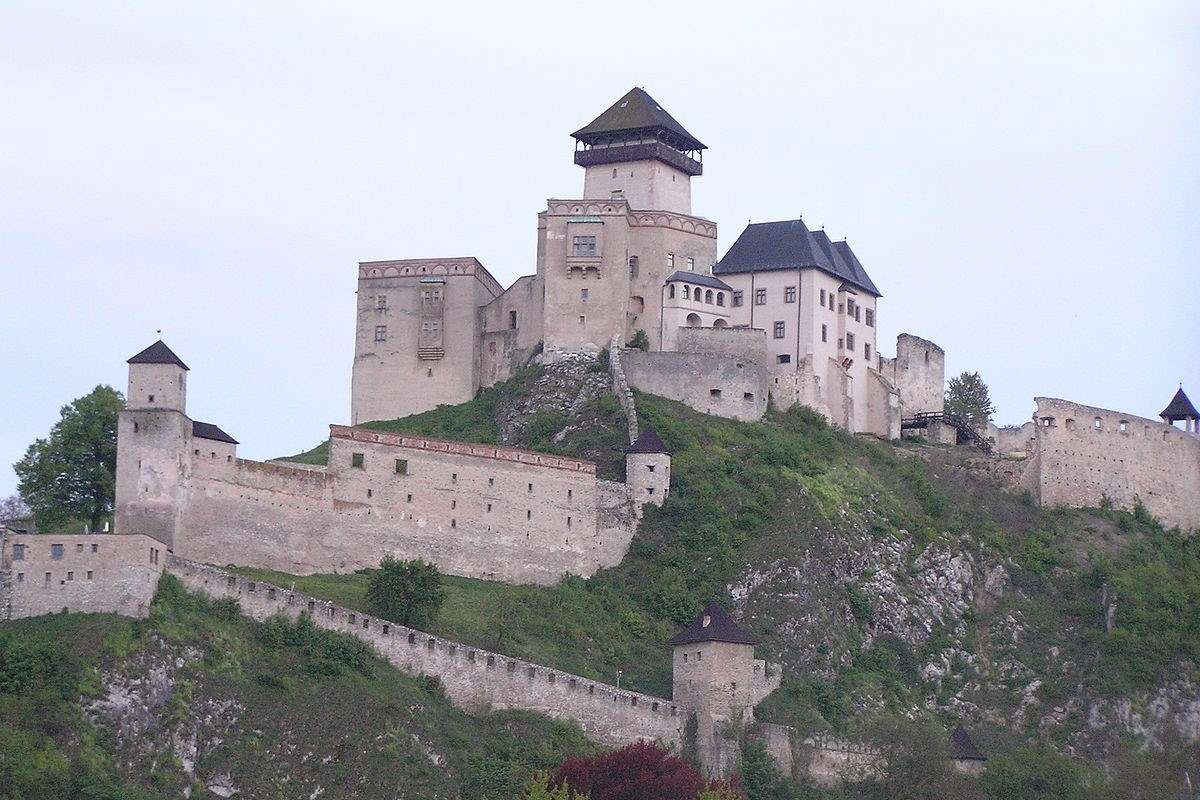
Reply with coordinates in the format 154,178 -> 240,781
572,87 -> 706,215
624,425 -> 670,515
1160,387 -> 1199,435
115,341 -> 192,548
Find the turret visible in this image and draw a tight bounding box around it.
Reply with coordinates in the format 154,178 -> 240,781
1160,387 -> 1199,435
125,339 -> 188,412
625,425 -> 671,516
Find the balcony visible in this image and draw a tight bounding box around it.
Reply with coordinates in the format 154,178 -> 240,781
574,142 -> 702,176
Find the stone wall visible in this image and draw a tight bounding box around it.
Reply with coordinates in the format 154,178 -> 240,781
622,351 -> 769,422
609,335 -> 639,443
1,533 -> 164,620
1030,398 -> 1200,530
676,327 -> 769,363
167,557 -> 684,749
879,333 -> 945,416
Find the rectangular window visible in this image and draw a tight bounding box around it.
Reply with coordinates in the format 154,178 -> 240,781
580,288 -> 589,302
755,288 -> 767,305
67,571 -> 74,581
865,343 -> 871,359
822,324 -> 828,343
395,459 -> 407,475
855,307 -> 861,322
667,252 -> 675,268
374,325 -> 387,342
375,295 -> 387,310
820,288 -> 826,305
45,572 -> 51,585
91,543 -> 98,553
12,544 -> 24,561
829,294 -> 835,310
87,571 -> 94,580
784,286 -> 796,303
710,388 -> 722,397
509,310 -> 517,329
351,452 -> 364,468
571,235 -> 597,257
777,354 -> 791,364
846,332 -> 855,351
773,321 -> 785,339
51,544 -> 63,560
865,308 -> 874,327
16,573 -> 22,583
731,291 -> 743,307
686,257 -> 695,272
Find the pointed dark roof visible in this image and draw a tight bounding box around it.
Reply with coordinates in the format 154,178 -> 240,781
572,87 -> 705,151
1160,387 -> 1199,421
949,725 -> 985,761
668,601 -> 757,646
127,340 -> 189,371
714,220 -> 881,297
626,425 -> 670,455
192,420 -> 238,445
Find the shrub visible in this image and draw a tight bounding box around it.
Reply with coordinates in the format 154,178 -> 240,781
626,330 -> 650,352
367,556 -> 447,628
553,741 -> 744,800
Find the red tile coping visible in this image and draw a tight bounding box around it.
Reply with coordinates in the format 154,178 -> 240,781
329,425 -> 597,474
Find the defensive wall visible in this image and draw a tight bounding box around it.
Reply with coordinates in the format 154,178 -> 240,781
1028,397 -> 1200,530
621,349 -> 770,422
878,334 -> 945,416
1,532 -> 164,620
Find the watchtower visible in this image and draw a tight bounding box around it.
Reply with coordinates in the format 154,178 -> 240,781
1160,387 -> 1199,435
624,425 -> 671,515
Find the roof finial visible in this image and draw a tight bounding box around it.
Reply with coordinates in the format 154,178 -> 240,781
156,329 -> 162,336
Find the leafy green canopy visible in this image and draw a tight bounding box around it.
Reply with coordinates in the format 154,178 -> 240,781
14,385 -> 124,531
944,372 -> 995,431
368,556 -> 448,628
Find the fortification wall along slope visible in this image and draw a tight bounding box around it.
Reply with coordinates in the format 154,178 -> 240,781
2,533 -> 164,620
168,557 -> 683,748
1032,397 -> 1200,530
676,327 -> 769,363
622,351 -> 769,422
177,427 -> 635,585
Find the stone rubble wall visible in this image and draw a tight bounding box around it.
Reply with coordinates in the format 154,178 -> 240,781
621,350 -> 770,423
609,334 -> 639,443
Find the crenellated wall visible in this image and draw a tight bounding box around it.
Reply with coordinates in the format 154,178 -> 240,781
167,557 -> 684,748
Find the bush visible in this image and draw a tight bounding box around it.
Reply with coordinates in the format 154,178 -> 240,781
626,330 -> 650,352
553,741 -> 744,800
367,556 -> 447,628
980,746 -> 1088,800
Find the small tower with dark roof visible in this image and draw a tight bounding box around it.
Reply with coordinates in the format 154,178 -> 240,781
625,425 -> 671,515
1160,387 -> 1199,435
126,339 -> 189,413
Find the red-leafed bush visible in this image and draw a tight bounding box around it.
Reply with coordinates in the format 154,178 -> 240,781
551,741 -> 745,800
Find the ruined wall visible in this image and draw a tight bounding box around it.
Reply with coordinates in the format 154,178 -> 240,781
622,351 -> 769,422
880,333 -> 944,416
176,427 -> 636,585
168,558 -> 683,748
2,533 -> 164,620
480,274 -> 545,388
1031,398 -> 1200,531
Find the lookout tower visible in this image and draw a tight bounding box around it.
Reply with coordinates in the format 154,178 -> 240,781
1160,387 -> 1199,435
624,425 -> 671,515
572,87 -> 706,214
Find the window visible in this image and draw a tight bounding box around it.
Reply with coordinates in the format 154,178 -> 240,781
76,543 -> 83,552
710,388 -> 722,397
452,473 -> 458,483
629,256 -> 639,278
731,291 -> 743,307
865,308 -> 874,327
846,332 -> 855,351
838,338 -> 844,350
45,572 -> 51,585
375,295 -> 387,310
820,288 -> 826,305
528,483 -> 533,493
864,343 -> 871,360
822,324 -> 828,343
755,288 -> 767,305
148,394 -> 155,403
784,286 -> 797,303
395,459 -> 407,475
87,570 -> 94,580
351,452 -> 364,468
716,292 -> 724,307
16,573 -> 23,583
406,493 -> 412,503
743,392 -> 754,400
686,257 -> 695,272
777,354 -> 791,364
1119,420 -> 1129,433
67,571 -> 74,581
1094,417 -> 1102,430
12,544 -> 24,560
374,325 -> 387,342
773,321 -> 785,339
571,235 -> 597,257
829,294 -> 835,310
488,477 -> 494,487
667,252 -> 675,268
509,310 -> 517,329
704,290 -> 713,304
579,315 -> 585,324
51,544 -> 63,560
580,288 -> 589,302
855,307 -> 861,322
668,284 -> 676,299
682,285 -> 690,300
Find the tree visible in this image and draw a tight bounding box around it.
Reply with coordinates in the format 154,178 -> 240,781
521,772 -> 589,800
366,556 -> 447,628
626,329 -> 650,352
945,371 -> 995,431
737,739 -> 790,800
552,741 -> 744,800
847,715 -> 982,800
0,494 -> 31,522
13,385 -> 123,532
979,746 -> 1087,800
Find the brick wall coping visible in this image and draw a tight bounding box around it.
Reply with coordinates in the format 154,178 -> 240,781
329,425 -> 597,475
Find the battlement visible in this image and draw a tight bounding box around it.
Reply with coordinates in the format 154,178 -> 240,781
357,257 -> 504,296
329,425 -> 598,475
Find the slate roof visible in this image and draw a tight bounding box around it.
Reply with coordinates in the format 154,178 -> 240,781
714,219 -> 882,297
666,270 -> 731,291
1160,387 -> 1199,420
127,340 -> 189,370
625,426 -> 670,455
572,87 -> 706,151
949,725 -> 985,761
668,601 -> 757,646
192,421 -> 238,445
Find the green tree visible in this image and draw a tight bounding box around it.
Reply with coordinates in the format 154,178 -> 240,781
521,772 -> 589,800
737,739 -> 790,800
14,385 -> 123,531
366,556 -> 447,628
626,329 -> 650,352
979,746 -> 1087,800
944,371 -> 995,431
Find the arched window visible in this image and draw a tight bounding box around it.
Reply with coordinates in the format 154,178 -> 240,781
713,318 -> 728,328
686,313 -> 701,327
705,290 -> 713,304
668,284 -> 676,299
683,286 -> 690,300
716,292 -> 725,307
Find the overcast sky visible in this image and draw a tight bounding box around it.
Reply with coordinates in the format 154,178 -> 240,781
2,1 -> 1198,499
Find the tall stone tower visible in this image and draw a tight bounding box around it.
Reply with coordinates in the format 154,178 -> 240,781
115,341 -> 191,549
540,88 -> 718,358
624,425 -> 671,515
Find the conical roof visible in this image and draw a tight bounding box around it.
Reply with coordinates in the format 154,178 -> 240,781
949,725 -> 985,761
572,87 -> 705,151
625,425 -> 670,455
668,601 -> 757,646
127,340 -> 189,370
1160,387 -> 1198,421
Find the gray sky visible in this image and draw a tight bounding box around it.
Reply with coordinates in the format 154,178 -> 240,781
2,1 -> 1198,499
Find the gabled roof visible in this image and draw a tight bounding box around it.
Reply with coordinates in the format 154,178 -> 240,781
666,271 -> 731,291
949,725 -> 985,761
572,87 -> 705,151
127,340 -> 189,370
1160,387 -> 1198,421
714,220 -> 882,297
668,601 -> 757,646
626,425 -> 670,455
192,420 -> 238,445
